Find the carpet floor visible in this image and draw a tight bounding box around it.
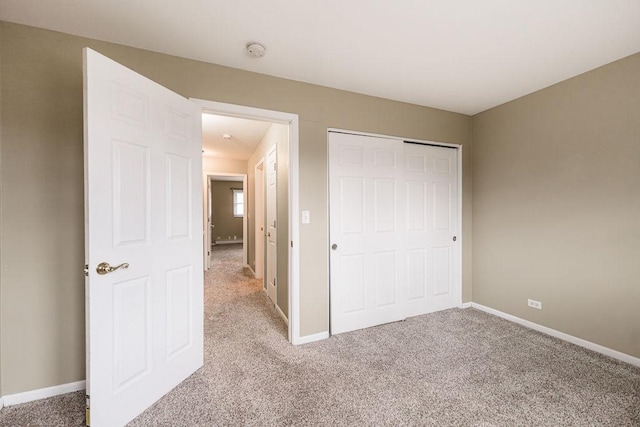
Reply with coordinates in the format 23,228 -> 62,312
1,244 -> 639,426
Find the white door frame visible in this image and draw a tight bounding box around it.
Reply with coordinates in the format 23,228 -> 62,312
192,99 -> 300,345
327,128 -> 464,319
254,158 -> 265,280
205,173 -> 248,268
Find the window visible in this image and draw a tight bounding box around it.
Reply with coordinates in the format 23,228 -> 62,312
233,189 -> 244,217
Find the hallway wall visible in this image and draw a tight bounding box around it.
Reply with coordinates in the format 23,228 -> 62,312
211,180 -> 244,242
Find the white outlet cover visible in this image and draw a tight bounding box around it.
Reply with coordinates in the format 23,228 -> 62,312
528,298 -> 542,310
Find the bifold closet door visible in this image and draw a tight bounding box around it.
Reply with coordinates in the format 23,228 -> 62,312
329,132 -> 406,335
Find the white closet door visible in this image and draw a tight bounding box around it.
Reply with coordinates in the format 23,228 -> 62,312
404,143 -> 459,316
329,132 -> 405,335
330,132 -> 461,335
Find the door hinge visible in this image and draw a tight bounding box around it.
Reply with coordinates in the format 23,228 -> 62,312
291,241 -> 293,248
273,162 -> 277,171
84,264 -> 89,277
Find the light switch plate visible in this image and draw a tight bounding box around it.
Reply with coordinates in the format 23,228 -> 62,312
302,210 -> 310,224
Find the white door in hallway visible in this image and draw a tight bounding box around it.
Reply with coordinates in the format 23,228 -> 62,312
254,161 -> 265,279
84,48 -> 203,427
266,145 -> 277,304
404,142 -> 459,316
329,132 -> 406,334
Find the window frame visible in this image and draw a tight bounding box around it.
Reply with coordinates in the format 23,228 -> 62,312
232,188 -> 244,218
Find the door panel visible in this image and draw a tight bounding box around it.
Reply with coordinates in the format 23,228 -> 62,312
374,251 -> 397,307
166,155 -> 192,239
166,266 -> 193,358
341,254 -> 365,313
113,276 -> 150,391
84,48 -> 203,427
407,249 -> 426,301
339,177 -> 364,233
113,141 -> 150,246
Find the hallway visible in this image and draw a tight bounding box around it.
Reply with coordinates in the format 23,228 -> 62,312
204,244 -> 288,345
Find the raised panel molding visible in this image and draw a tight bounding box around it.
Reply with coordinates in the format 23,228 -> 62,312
113,140 -> 150,247
113,276 -> 151,392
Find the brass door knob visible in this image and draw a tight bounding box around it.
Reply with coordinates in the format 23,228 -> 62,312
96,262 -> 129,275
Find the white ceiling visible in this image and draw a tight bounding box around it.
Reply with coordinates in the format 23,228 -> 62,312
1,1 -> 639,115
202,114 -> 272,160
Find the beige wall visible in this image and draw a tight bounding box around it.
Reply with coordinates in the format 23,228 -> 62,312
0,22 -> 472,395
472,52 -> 640,358
211,181 -> 244,242
203,157 -> 247,175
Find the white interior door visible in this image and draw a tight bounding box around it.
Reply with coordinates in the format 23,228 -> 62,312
329,132 -> 406,334
206,177 -> 212,269
84,48 -> 203,427
404,142 -> 459,316
266,146 -> 277,304
255,161 -> 265,279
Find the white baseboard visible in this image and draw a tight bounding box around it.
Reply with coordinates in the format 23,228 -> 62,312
294,331 -> 330,345
471,302 -> 640,368
214,240 -> 243,245
261,288 -> 288,326
0,397 -> 4,409
245,264 -> 256,276
2,380 -> 86,407
276,304 -> 289,326
460,302 -> 472,309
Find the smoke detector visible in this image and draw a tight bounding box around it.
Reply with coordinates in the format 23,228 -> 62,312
246,42 -> 266,58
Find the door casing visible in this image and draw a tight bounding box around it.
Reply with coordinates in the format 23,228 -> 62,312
192,99 -> 300,344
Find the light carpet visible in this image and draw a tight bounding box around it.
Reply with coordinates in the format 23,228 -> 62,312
1,244 -> 639,426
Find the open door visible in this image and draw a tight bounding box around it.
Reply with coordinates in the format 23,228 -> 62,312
254,160 -> 265,279
266,145 -> 277,304
206,177 -> 212,270
84,48 -> 203,426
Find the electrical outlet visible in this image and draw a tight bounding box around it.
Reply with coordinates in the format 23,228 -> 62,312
527,299 -> 542,310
